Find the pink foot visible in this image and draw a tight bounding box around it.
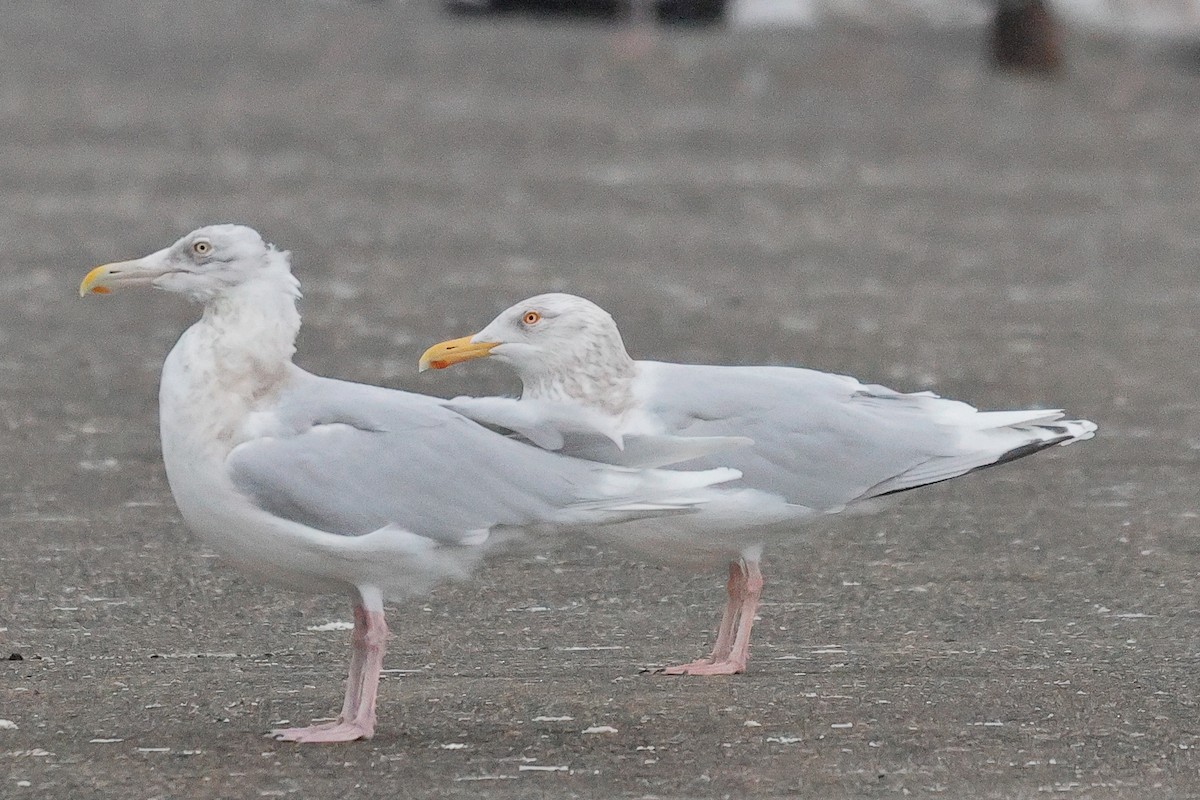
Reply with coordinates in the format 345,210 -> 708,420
660,658 -> 745,676
667,658 -> 745,676
658,658 -> 713,675
271,721 -> 373,743
274,717 -> 341,733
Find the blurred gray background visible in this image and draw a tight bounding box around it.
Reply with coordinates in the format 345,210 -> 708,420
1,1 -> 1198,797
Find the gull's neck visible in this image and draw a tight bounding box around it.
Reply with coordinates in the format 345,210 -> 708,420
161,253 -> 301,447
519,333 -> 638,418
197,271 -> 301,390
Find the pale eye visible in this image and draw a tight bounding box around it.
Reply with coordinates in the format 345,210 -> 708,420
522,310 -> 542,325
192,240 -> 212,256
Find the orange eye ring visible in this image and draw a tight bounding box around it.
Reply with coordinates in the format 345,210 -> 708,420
522,310 -> 541,325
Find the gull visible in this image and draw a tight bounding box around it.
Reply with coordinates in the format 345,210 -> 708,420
419,292 -> 1098,676
79,229 -> 743,742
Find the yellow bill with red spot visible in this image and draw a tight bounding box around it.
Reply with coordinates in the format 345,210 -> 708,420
418,336 -> 500,372
79,250 -> 174,297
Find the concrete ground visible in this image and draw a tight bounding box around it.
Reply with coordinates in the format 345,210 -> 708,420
2,1 -> 1198,797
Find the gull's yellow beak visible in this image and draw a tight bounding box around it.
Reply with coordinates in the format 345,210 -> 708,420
419,336 -> 500,372
79,252 -> 173,297
79,264 -> 117,296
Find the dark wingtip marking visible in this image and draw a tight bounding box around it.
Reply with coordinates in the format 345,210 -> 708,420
870,433 -> 1074,500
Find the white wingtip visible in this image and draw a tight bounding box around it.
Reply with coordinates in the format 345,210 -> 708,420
1054,419 -> 1097,444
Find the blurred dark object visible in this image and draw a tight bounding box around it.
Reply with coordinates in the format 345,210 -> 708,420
991,0 -> 1063,74
445,0 -> 726,25
656,0 -> 724,24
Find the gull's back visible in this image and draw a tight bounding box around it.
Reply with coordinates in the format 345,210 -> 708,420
634,360 -> 1095,511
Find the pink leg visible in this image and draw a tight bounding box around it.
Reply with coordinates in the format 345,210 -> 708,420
719,558 -> 763,673
277,605 -> 368,734
707,561 -> 744,663
661,560 -> 761,676
337,605 -> 369,721
272,604 -> 388,743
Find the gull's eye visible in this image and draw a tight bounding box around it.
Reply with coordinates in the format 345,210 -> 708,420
522,310 -> 541,326
192,240 -> 212,256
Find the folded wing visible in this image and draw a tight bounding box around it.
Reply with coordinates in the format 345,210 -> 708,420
443,395 -> 753,468
226,369 -> 740,543
636,361 -> 1096,510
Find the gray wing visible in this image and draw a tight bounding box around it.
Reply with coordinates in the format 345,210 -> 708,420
226,370 -> 735,541
443,395 -> 753,468
636,361 -> 1093,510
440,395 -> 622,450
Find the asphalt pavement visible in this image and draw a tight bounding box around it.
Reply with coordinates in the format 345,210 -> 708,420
1,1 -> 1198,797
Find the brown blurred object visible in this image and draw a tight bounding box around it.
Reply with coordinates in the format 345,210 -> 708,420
991,0 -> 1064,74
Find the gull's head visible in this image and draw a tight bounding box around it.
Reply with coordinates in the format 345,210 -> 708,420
419,293 -> 636,407
420,293 -> 628,372
80,224 -> 291,303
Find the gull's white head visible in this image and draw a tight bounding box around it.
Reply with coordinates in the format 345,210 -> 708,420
420,293 -> 637,412
80,224 -> 296,303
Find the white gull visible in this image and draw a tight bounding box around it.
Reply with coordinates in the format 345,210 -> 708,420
420,292 -> 1097,675
79,229 -> 743,741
